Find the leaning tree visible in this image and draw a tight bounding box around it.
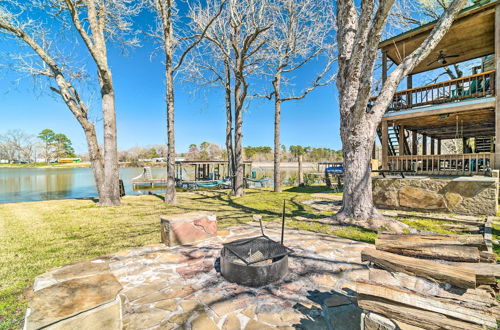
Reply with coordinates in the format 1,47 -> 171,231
0,0 -> 141,206
335,0 -> 467,232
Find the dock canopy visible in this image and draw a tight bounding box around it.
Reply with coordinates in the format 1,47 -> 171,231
379,1 -> 496,74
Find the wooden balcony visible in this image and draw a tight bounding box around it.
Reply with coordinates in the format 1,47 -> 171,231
370,71 -> 496,113
388,153 -> 493,175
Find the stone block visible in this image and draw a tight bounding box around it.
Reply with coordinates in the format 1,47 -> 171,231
399,186 -> 446,210
161,212 -> 217,246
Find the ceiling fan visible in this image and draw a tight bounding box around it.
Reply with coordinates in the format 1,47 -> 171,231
427,50 -> 460,66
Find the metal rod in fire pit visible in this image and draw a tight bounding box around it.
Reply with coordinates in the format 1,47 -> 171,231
281,200 -> 286,245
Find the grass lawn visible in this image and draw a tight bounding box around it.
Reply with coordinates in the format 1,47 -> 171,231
0,186 -> 497,329
0,186 -> 353,329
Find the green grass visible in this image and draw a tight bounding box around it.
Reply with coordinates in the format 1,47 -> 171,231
0,188 -> 496,329
0,186 -> 372,329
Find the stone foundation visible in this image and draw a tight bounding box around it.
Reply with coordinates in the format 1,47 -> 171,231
372,176 -> 498,216
161,211 -> 217,246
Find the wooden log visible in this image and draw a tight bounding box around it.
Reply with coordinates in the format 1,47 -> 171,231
376,241 -> 480,262
356,281 -> 497,328
358,294 -> 482,330
445,262 -> 500,284
480,251 -> 497,263
484,216 -> 493,252
361,248 -> 476,288
378,233 -> 488,250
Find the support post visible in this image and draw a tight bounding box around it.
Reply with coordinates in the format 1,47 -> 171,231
422,134 -> 427,156
412,131 -> 418,155
495,4 -> 500,169
399,125 -> 405,156
381,121 -> 389,170
437,138 -> 442,155
382,51 -> 388,84
407,75 -> 413,107
430,138 -> 435,155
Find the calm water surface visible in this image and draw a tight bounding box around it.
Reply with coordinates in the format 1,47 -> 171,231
0,167 -> 166,203
0,166 -> 317,203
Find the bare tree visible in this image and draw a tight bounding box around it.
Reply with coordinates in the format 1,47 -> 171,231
0,0 -> 141,205
334,0 -> 467,232
146,0 -> 225,204
191,0 -> 273,196
261,0 -> 335,192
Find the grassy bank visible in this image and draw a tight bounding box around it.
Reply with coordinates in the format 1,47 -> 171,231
0,187 -> 497,329
0,187 -> 351,329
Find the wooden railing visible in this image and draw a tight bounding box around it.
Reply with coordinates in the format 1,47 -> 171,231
369,71 -> 496,113
388,153 -> 493,174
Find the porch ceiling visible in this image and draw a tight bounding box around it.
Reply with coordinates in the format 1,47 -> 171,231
380,1 -> 496,74
390,109 -> 495,139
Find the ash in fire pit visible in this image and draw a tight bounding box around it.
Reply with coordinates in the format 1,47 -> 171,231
220,201 -> 292,287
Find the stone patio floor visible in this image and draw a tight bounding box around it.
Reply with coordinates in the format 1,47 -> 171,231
25,222 -> 371,330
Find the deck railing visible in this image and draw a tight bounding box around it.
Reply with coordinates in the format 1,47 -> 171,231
369,70 -> 496,113
388,153 -> 493,174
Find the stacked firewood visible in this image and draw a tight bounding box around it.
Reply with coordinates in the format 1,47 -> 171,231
357,227 -> 500,330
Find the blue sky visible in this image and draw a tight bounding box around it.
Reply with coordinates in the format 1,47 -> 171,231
0,7 -> 341,155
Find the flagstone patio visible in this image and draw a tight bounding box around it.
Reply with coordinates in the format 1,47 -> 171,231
24,221 -> 371,330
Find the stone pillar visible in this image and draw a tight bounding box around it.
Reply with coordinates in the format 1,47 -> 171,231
381,120 -> 389,170
495,4 -> 500,168
161,212 -> 217,246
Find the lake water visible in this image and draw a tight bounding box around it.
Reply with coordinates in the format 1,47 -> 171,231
0,167 -> 167,203
0,166 -> 319,203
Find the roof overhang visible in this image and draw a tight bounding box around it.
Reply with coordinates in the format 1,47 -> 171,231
380,1 -> 497,75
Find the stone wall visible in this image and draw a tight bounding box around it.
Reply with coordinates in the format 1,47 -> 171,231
372,176 -> 498,216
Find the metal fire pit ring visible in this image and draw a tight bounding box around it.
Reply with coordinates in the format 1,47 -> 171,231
220,244 -> 289,287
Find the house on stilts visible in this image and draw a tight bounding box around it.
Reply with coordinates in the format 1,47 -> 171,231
373,0 -> 500,175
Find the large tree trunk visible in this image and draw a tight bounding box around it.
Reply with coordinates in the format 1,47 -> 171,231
273,75 -> 282,192
233,84 -> 244,197
99,79 -> 121,206
165,47 -> 177,204
333,0 -> 467,231
224,60 -> 235,181
232,53 -> 245,197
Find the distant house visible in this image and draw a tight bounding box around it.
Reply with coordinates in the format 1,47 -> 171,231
0,160 -> 8,164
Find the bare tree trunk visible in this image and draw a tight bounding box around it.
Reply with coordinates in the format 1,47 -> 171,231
99,77 -> 120,206
298,154 -> 304,186
333,0 -> 466,231
224,60 -> 235,180
163,1 -> 177,204
273,75 -> 282,192
233,80 -> 244,197
165,66 -> 176,203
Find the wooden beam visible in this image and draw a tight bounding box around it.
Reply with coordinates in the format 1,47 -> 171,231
383,101 -> 495,121
422,134 -> 427,155
356,282 -> 497,329
361,248 -> 476,288
445,261 -> 500,285
495,3 -> 500,169
382,51 -> 387,84
381,120 -> 389,170
399,125 -> 405,156
412,130 -> 418,155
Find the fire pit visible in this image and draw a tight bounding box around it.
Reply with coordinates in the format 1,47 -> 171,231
220,201 -> 292,287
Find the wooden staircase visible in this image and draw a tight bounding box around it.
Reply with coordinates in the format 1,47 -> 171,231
378,126 -> 411,156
